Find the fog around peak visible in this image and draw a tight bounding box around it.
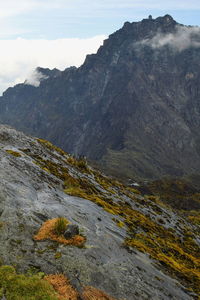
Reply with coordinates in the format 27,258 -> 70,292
139,25 -> 200,51
0,35 -> 105,95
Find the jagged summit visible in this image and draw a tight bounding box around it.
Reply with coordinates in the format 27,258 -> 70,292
155,14 -> 175,23
36,66 -> 61,78
141,14 -> 176,24
116,14 -> 178,43
0,15 -> 200,183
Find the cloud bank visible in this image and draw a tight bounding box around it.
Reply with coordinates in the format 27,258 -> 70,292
140,25 -> 200,51
0,35 -> 105,95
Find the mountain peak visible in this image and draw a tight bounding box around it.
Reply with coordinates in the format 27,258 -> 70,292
120,14 -> 178,42
1,15 -> 200,184
156,14 -> 174,22
139,14 -> 177,31
163,14 -> 174,21
142,14 -> 175,22
155,14 -> 177,26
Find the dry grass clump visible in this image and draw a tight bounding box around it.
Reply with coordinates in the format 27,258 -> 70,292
34,218 -> 85,247
6,149 -> 22,157
125,230 -> 200,294
188,214 -> 200,226
81,286 -> 116,300
0,266 -> 118,300
37,138 -> 89,173
45,274 -> 78,300
37,138 -> 66,156
66,155 -> 89,173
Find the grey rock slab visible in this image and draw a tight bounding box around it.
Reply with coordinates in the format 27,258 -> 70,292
0,125 -> 194,299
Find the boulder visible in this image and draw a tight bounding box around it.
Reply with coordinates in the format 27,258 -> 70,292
64,224 -> 79,239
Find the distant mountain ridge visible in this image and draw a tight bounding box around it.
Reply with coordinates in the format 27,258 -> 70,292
1,14 -> 200,182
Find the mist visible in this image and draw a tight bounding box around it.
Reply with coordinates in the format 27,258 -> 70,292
0,35 -> 106,95
140,25 -> 200,51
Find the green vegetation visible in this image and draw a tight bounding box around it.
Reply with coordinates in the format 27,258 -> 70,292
37,139 -> 66,156
22,137 -> 200,295
73,156 -> 89,173
143,178 -> 200,210
0,265 -> 58,300
126,187 -> 141,195
188,214 -> 200,226
6,150 -> 22,157
54,217 -> 68,236
54,252 -> 62,259
0,265 -> 116,300
125,222 -> 200,294
37,138 -> 90,173
112,218 -> 125,228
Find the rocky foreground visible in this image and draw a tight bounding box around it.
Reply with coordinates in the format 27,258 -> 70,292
0,125 -> 200,299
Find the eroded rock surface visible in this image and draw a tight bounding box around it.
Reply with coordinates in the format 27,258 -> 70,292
0,125 -> 199,299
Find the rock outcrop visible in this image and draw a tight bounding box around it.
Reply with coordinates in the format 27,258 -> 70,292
0,125 -> 200,299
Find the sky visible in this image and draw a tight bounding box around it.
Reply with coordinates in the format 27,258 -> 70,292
0,0 -> 200,94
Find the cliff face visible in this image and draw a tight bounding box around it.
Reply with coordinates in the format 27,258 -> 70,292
1,15 -> 200,181
0,125 -> 200,299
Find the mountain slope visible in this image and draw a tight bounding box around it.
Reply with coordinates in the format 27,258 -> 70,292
0,15 -> 200,181
0,125 -> 200,299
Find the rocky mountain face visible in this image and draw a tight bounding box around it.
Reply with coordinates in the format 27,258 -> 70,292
0,125 -> 200,299
1,15 -> 200,182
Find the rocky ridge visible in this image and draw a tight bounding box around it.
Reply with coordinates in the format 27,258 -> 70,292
0,125 -> 200,299
1,15 -> 200,182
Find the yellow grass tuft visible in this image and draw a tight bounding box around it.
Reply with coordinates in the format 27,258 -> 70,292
6,149 -> 22,157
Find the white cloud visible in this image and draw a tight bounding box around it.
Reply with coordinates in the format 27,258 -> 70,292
0,35 -> 106,95
139,25 -> 200,51
25,70 -> 48,87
